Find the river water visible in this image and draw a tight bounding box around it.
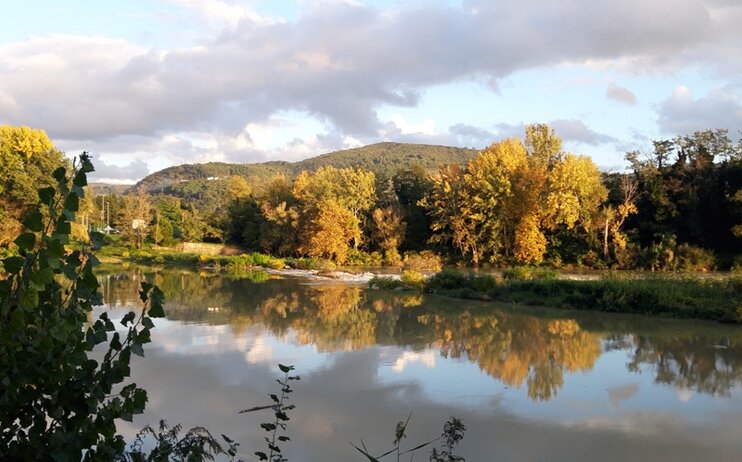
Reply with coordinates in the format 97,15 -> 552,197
97,268 -> 742,461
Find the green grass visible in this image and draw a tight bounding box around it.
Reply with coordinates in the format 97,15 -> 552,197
97,238 -> 287,272
421,270 -> 742,323
367,268 -> 742,323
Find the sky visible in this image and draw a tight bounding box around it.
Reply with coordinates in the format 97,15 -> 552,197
1,0 -> 741,183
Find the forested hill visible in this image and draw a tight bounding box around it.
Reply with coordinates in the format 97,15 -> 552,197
130,142 -> 478,194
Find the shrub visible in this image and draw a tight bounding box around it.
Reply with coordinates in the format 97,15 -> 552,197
285,257 -> 336,271
368,276 -> 405,290
675,244 -> 715,271
403,250 -> 442,272
423,269 -> 499,293
502,266 -> 557,281
0,154 -> 167,459
400,270 -> 427,289
424,269 -> 469,292
383,248 -> 403,266
346,249 -> 383,266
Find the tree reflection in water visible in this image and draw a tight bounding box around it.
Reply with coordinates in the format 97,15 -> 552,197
97,268 -> 742,402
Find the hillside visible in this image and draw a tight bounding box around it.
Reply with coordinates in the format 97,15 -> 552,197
90,183 -> 130,196
130,142 -> 478,195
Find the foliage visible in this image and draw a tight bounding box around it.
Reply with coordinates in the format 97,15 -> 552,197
351,414 -> 466,462
0,125 -> 66,246
400,270 -> 427,289
372,206 -> 406,260
0,153 -> 167,460
298,198 -> 360,264
284,257 -> 337,271
423,269 -> 499,294
120,420 -> 238,462
368,276 -> 406,291
502,266 -> 558,281
421,126 -> 606,265
402,251 -> 443,272
393,164 -> 434,251
240,364 -> 300,462
492,276 -> 740,323
430,418 -> 467,462
625,129 -> 741,264
346,249 -> 384,267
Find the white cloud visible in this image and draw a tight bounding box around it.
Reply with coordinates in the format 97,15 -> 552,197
606,82 -> 638,105
167,0 -> 276,28
391,350 -> 436,372
2,0 -> 741,179
657,85 -> 742,134
388,115 -> 436,136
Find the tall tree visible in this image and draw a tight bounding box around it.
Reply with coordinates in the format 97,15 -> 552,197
422,164 -> 480,262
0,125 -> 65,246
298,198 -> 360,264
371,206 -> 406,263
393,164 -> 433,251
293,166 -> 376,251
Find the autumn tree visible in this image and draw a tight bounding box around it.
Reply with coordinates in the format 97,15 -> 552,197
424,125 -> 606,265
293,166 -> 376,256
258,176 -> 300,255
298,198 -> 360,264
421,164 -> 481,262
119,192 -> 153,249
371,206 -> 406,264
0,125 -> 66,246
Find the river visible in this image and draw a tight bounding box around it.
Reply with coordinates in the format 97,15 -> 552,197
96,267 -> 742,461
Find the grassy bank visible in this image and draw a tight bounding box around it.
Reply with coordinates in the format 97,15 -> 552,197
371,269 -> 742,323
96,236 -> 338,272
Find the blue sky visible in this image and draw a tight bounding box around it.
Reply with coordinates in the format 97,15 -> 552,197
1,0 -> 740,182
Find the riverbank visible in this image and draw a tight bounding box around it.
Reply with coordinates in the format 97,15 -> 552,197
371,269 -> 742,324
97,241 -> 741,323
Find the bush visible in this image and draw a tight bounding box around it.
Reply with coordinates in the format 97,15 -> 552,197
424,269 -> 499,293
285,257 -> 337,271
400,270 -> 427,289
403,250 -> 442,272
383,248 -> 403,266
0,154 -> 167,459
346,249 -> 383,266
502,266 -> 557,281
368,276 -> 405,290
675,244 -> 715,271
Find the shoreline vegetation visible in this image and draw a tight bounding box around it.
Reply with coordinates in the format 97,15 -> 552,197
97,240 -> 742,324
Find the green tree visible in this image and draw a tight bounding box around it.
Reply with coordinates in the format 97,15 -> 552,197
0,125 -> 66,246
393,165 -> 433,251
0,154 -> 166,459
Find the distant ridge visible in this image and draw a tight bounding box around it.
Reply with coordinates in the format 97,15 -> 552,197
130,142 -> 478,194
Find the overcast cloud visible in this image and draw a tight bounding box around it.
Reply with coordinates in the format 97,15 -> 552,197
1,0 -> 741,181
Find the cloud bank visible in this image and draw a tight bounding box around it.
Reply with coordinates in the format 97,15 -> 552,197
1,0 -> 740,180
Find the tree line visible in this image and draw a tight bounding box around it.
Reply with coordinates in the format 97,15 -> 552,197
1,123 -> 740,269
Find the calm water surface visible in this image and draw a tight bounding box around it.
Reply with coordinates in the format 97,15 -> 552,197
97,268 -> 742,461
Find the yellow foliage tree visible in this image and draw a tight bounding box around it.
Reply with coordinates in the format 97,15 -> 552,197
371,206 -> 406,263
298,198 -> 360,264
293,166 -> 375,251
422,164 -> 482,262
0,125 -> 65,246
424,125 -> 607,265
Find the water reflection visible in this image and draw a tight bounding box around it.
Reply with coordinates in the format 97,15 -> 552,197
97,268 -> 742,402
